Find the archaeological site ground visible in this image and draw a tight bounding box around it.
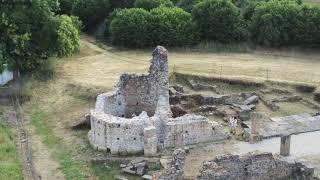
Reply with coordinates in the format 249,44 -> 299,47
1,36 -> 320,180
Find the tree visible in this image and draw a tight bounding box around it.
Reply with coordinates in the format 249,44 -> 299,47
110,8 -> 153,47
0,0 -> 80,74
150,6 -> 199,46
177,0 -> 202,12
134,0 -> 174,10
251,0 -> 301,46
72,0 -> 110,31
192,0 -> 248,43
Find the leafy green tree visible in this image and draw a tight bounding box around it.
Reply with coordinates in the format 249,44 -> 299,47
150,6 -> 199,46
0,0 -> 80,74
72,0 -> 110,31
296,5 -> 320,47
192,0 -> 248,43
58,0 -> 76,15
177,0 -> 202,12
251,0 -> 301,46
110,8 -> 153,47
110,0 -> 135,9
134,0 -> 173,10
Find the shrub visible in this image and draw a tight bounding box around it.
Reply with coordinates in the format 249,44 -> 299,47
134,0 -> 174,10
177,0 -> 202,12
110,8 -> 153,47
150,6 -> 199,46
251,0 -> 301,47
110,0 -> 135,9
53,15 -> 81,57
296,5 -> 320,47
192,0 -> 248,43
72,0 -> 110,31
58,0 -> 76,15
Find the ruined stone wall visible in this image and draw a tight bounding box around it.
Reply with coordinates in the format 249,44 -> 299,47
88,46 -> 228,155
163,114 -> 228,148
197,152 -> 315,180
95,46 -> 169,118
89,111 -> 150,154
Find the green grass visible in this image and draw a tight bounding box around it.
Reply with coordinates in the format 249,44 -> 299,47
0,122 -> 23,180
30,111 -> 87,180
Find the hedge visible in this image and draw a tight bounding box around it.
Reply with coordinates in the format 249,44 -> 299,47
192,0 -> 248,43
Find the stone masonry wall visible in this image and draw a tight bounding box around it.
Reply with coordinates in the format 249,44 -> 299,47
197,152 -> 315,180
88,46 -> 228,155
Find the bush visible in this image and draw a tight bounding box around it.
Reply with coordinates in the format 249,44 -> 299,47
58,0 -> 76,15
72,0 -> 110,31
134,0 -> 174,10
54,15 -> 81,57
192,0 -> 248,43
296,5 -> 320,47
177,0 -> 202,12
110,8 -> 153,47
110,0 -> 135,9
150,6 -> 199,46
251,0 -> 301,47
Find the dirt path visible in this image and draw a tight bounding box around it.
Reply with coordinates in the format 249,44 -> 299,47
29,130 -> 65,180
9,95 -> 40,180
2,82 -> 65,180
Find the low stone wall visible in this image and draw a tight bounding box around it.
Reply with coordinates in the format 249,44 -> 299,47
197,152 -> 315,180
164,114 -> 228,148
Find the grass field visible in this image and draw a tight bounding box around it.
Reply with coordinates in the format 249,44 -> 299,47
0,122 -> 23,180
61,36 -> 320,89
21,36 -> 320,179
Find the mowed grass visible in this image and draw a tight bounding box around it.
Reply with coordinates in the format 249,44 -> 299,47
60,36 -> 320,90
0,122 -> 23,180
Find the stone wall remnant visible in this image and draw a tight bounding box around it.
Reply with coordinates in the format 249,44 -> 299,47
197,152 -> 315,180
88,46 -> 228,155
0,64 -> 13,86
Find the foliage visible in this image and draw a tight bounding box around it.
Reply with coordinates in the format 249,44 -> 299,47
110,8 -> 153,47
134,0 -> 174,10
110,7 -> 199,47
0,0 -> 80,74
177,0 -> 202,12
58,0 -> 76,14
72,0 -> 110,31
150,6 -> 199,46
296,5 -> 320,47
192,0 -> 248,43
110,0 -> 135,9
251,0 -> 301,46
54,15 -> 81,57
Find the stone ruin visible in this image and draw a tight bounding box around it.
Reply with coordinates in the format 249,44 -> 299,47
88,46 -> 228,155
197,152 -> 315,180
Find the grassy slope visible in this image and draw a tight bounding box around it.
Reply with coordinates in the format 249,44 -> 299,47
22,36 -> 320,179
0,122 -> 23,180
